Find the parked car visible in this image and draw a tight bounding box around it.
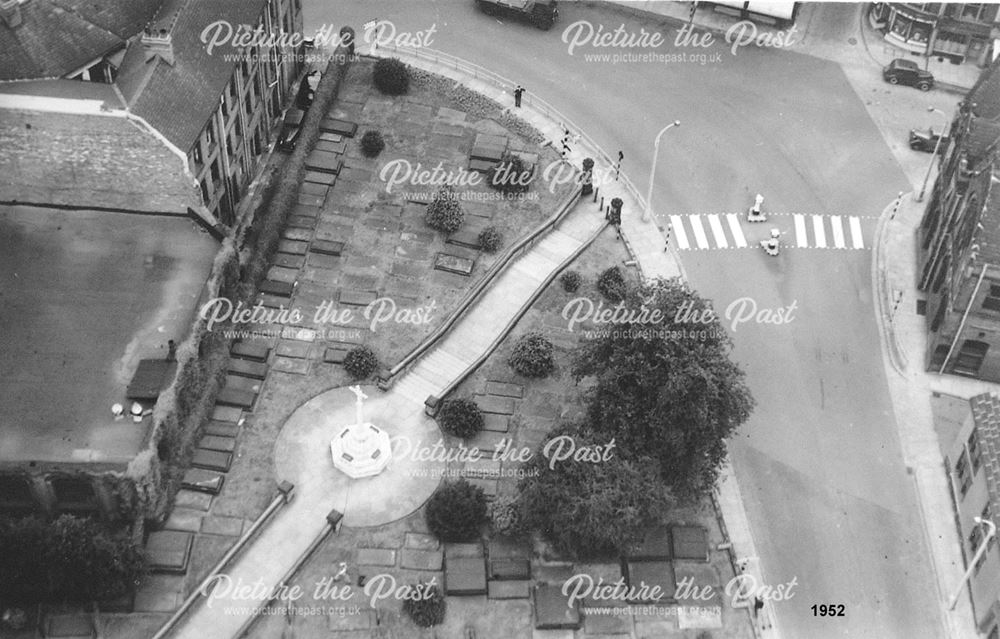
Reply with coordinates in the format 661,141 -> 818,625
295,70 -> 321,110
474,0 -> 558,30
276,108 -> 305,153
883,58 -> 934,91
909,126 -> 950,153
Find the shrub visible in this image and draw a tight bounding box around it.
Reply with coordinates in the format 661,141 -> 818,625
425,479 -> 487,542
403,583 -> 446,627
508,332 -> 555,378
438,398 -> 484,439
344,345 -> 378,379
488,152 -> 533,193
489,494 -> 522,537
597,266 -> 627,302
560,270 -> 581,293
478,226 -> 504,253
360,130 -> 385,157
373,57 -> 409,95
425,186 -> 465,234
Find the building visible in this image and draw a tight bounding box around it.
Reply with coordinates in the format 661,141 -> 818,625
917,58 -> 1000,381
942,392 -> 1000,636
0,0 -> 305,225
869,3 -> 1000,67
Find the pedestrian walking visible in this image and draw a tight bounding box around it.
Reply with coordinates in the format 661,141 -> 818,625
513,84 -> 524,108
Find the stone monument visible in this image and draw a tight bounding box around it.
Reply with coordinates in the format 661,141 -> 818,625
330,385 -> 392,478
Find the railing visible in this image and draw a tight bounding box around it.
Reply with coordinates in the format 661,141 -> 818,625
150,482 -> 295,639
373,43 -> 656,279
379,185 -> 583,390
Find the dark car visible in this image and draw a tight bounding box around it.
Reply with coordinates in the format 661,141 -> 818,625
295,70 -> 321,110
276,108 -> 305,153
475,0 -> 558,30
909,127 -> 950,153
883,58 -> 934,91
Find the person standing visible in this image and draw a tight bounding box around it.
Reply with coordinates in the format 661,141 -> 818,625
513,84 -> 524,108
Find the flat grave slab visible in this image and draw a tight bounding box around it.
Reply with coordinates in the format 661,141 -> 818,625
223,374 -> 261,394
446,230 -> 481,249
533,584 -> 581,630
271,357 -> 310,375
468,158 -> 496,173
486,381 -> 524,398
405,532 -> 439,550
318,131 -> 344,142
305,150 -> 343,175
199,435 -> 236,453
259,279 -> 295,297
678,604 -> 722,630
297,192 -> 325,207
164,507 -> 203,533
357,548 -> 396,566
488,580 -> 530,600
445,556 -> 487,595
626,528 -> 672,561
276,341 -> 312,359
316,139 -> 347,154
310,239 -> 344,256
191,448 -> 232,472
323,345 -> 351,364
475,394 -> 515,415
300,182 -> 329,197
319,117 -> 357,137
583,602 -> 633,634
328,607 -> 377,632
470,144 -> 507,162
482,413 -> 509,433
475,133 -> 508,148
434,252 -> 475,276
201,515 -> 245,537
623,560 -> 676,603
43,614 -> 96,638
146,530 -> 193,573
204,420 -> 240,438
271,253 -> 305,271
126,359 -> 177,401
266,265 -> 299,284
671,525 -> 709,561
304,170 -> 337,186
228,359 -> 268,380
432,122 -> 465,137
463,459 -> 501,480
293,204 -> 321,218
211,404 -> 243,422
444,542 -> 484,559
287,215 -> 317,230
340,289 -> 378,306
177,476 -> 221,500
490,558 -> 530,581
401,548 -> 444,571
215,388 -> 256,408
175,488 -> 214,510
277,239 -> 309,255
282,227 -> 313,242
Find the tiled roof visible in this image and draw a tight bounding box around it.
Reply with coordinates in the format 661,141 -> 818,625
0,107 -> 200,213
968,57 -> 1000,122
0,78 -> 124,108
119,0 -> 271,152
971,393 -> 1000,525
0,0 -> 160,81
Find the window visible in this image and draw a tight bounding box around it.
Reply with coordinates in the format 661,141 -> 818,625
983,285 -> 1000,312
210,158 -> 220,184
956,450 -> 973,496
960,3 -> 985,21
969,429 -> 984,473
955,340 -> 989,376
191,142 -> 203,167
205,121 -> 216,147
199,179 -> 210,203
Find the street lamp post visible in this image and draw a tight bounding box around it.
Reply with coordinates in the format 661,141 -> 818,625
948,516 -> 996,610
917,106 -> 949,202
643,120 -> 680,222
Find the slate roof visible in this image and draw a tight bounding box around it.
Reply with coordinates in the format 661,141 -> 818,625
968,57 -> 1000,122
971,393 -> 1000,525
118,0 -> 271,152
0,0 -> 160,81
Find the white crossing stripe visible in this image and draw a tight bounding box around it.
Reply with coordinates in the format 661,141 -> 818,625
689,215 -> 710,249
849,216 -> 864,249
794,214 -> 808,247
726,213 -> 747,248
812,215 -> 827,248
830,215 -> 846,248
707,214 -> 728,248
669,215 -> 690,250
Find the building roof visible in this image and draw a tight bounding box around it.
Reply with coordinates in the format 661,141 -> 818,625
117,0 -> 271,152
0,0 -> 160,81
0,106 -> 200,214
971,394 -> 1000,524
968,57 -> 1000,122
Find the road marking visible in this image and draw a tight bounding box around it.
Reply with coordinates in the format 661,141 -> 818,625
726,213 -> 747,248
794,214 -> 808,247
689,215 -> 709,249
830,215 -> 845,249
812,215 -> 827,248
669,215 -> 690,250
849,216 -> 864,249
707,214 -> 728,248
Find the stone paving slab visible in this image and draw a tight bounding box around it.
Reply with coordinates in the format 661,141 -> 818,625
319,117 -> 357,137
485,381 -> 524,398
490,558 -> 530,580
311,239 -> 344,256
318,131 -> 344,143
271,253 -> 306,270
199,435 -> 236,453
293,204 -> 321,218
305,150 -> 344,174
463,459 -> 501,479
445,542 -> 484,559
434,252 -> 475,276
475,395 -> 516,415
401,547 -> 444,571
204,421 -> 240,438
260,279 -> 295,297
300,182 -> 329,197
623,560 -> 676,602
230,342 -> 269,362
278,239 -> 309,255
271,356 -> 311,375
164,507 -> 204,533
276,341 -> 312,359
201,515 -> 245,537
146,530 -> 193,573
298,192 -> 325,207
405,532 -> 439,550
533,584 -> 581,630
175,487 -> 214,510
583,604 -> 633,634
305,170 -> 338,186
215,388 -> 256,408
445,556 -> 487,595
671,525 -> 709,561
483,413 -> 510,433
323,345 -> 351,364
133,574 -> 184,612
316,139 -> 347,154
287,215 -> 317,229
447,229 -> 482,249
328,607 -> 377,631
488,580 -> 531,600
339,289 -> 378,306
191,448 -> 232,472
180,471 -> 224,496
224,374 -> 262,394
259,293 -> 293,309
228,359 -> 268,380
282,227 -> 314,242
357,548 -> 396,566
437,106 -> 466,121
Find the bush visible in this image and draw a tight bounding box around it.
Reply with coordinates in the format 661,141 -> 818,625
560,270 -> 581,293
438,398 -> 484,439
373,57 -> 409,95
403,583 -> 446,627
488,152 -> 533,194
489,494 -> 522,537
478,226 -> 504,253
597,266 -> 627,302
360,130 -> 385,157
508,332 -> 555,378
344,345 -> 378,379
425,186 -> 465,234
425,479 -> 487,542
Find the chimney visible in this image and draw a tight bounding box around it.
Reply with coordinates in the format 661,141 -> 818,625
0,0 -> 22,28
141,26 -> 175,66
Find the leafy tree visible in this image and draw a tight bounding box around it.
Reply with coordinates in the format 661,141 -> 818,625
518,423 -> 671,559
572,277 -> 754,501
0,516 -> 50,601
438,398 -> 484,439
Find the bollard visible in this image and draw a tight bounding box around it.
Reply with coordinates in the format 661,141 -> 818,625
600,196 -> 604,213
593,186 -> 598,204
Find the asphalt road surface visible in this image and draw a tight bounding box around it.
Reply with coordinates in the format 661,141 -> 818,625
306,2 -> 945,636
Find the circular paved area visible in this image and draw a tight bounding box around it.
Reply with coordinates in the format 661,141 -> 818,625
273,384 -> 444,528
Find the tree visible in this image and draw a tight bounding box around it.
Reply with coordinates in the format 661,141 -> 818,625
425,479 -> 487,542
488,152 -> 533,194
508,331 -> 555,378
438,398 -> 484,439
517,423 -> 671,559
572,277 -> 754,501
424,186 -> 465,234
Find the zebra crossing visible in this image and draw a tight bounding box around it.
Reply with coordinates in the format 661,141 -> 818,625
669,213 -> 869,251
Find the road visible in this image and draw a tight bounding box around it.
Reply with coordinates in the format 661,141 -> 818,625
305,2 -> 945,636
